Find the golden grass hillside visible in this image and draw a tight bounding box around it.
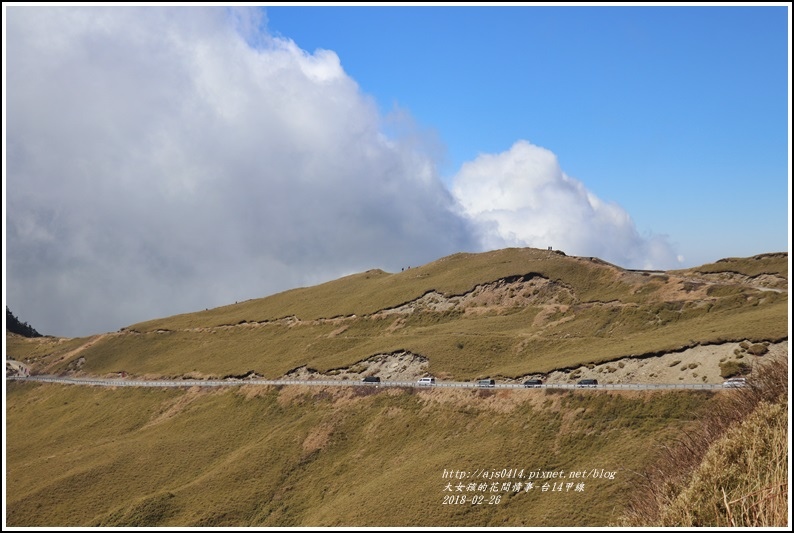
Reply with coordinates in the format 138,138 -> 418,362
6,381 -> 715,527
617,355 -> 789,527
5,248 -> 788,527
6,248 -> 788,381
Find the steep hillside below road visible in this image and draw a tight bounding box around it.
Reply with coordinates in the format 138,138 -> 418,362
6,380 -> 716,527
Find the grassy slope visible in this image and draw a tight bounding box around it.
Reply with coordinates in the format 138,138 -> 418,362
615,356 -> 789,527
5,381 -> 714,527
657,396 -> 788,526
6,248 -> 788,381
5,249 -> 787,527
680,252 -> 789,278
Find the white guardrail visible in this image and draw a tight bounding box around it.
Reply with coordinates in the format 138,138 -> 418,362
7,375 -> 728,390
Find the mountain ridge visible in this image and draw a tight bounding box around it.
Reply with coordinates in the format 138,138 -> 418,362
5,247 -> 789,527
7,247 -> 787,383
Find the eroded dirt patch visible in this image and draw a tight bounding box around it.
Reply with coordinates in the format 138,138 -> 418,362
535,340 -> 788,385
285,350 -> 430,381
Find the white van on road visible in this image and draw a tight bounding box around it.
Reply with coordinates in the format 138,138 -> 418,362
723,377 -> 747,388
417,377 -> 436,386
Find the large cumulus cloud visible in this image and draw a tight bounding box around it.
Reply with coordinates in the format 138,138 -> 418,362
5,6 -> 477,336
452,141 -> 680,270
6,7 -> 680,338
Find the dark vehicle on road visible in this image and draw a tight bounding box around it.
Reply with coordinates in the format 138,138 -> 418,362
523,379 -> 543,388
362,376 -> 381,384
576,379 -> 598,388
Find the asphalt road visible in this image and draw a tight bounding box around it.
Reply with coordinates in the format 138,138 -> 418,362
7,375 -> 730,390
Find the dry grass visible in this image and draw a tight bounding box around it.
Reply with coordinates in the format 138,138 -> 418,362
659,398 -> 788,527
8,248 -> 787,382
6,381 -> 715,527
681,252 -> 788,278
6,248 -> 787,527
615,355 -> 789,526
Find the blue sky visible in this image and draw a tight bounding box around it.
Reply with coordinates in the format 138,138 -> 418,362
265,5 -> 790,262
3,4 -> 791,337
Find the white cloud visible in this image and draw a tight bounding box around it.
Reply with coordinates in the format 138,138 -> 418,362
5,7 -> 681,338
452,140 -> 681,270
5,6 -> 476,337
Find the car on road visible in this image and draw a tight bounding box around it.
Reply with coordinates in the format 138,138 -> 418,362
476,379 -> 496,388
417,377 -> 436,386
523,379 -> 543,388
576,379 -> 598,388
723,377 -> 747,388
362,376 -> 381,384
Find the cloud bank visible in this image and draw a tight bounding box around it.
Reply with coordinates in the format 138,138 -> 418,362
5,7 -> 679,337
452,141 -> 681,270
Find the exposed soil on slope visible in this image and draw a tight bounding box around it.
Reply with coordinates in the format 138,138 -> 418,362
277,340 -> 788,386
9,252 -> 787,386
